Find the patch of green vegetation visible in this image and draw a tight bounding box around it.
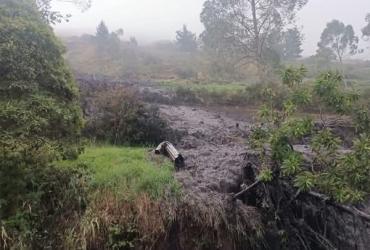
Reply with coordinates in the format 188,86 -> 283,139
60,146 -> 180,199
253,67 -> 370,204
158,80 -> 249,94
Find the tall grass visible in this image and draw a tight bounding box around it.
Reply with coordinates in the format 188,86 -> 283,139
59,146 -> 181,249
60,146 -> 180,199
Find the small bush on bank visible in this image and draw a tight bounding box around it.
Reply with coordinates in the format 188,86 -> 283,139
81,85 -> 169,145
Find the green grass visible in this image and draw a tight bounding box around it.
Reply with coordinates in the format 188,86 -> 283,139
60,146 -> 179,199
158,80 -> 249,94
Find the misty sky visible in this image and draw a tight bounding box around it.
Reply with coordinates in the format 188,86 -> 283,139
53,0 -> 370,57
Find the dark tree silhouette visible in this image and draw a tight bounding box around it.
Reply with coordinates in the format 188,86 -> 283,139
175,25 -> 198,52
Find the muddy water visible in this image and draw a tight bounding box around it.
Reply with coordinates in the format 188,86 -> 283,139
158,105 -> 269,249
160,105 -> 252,198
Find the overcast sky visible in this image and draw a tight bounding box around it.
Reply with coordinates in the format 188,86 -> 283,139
53,0 -> 370,57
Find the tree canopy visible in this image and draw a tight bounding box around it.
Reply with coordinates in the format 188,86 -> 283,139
281,28 -> 304,60
175,25 -> 198,52
200,0 -> 308,65
317,20 -> 360,64
362,13 -> 370,38
96,21 -> 110,41
0,0 -> 82,219
94,21 -> 124,58
36,0 -> 91,24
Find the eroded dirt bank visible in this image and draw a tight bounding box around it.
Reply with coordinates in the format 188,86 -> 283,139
159,104 -> 370,250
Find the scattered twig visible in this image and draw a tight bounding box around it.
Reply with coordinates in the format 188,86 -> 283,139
233,180 -> 261,199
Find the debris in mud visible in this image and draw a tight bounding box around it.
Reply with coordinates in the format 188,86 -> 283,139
155,141 -> 185,169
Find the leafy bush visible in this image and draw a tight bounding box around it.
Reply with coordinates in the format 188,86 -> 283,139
0,0 -> 83,246
81,85 -> 169,145
252,66 -> 370,203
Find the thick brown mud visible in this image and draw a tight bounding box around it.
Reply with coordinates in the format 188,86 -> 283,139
158,105 -> 264,250
160,105 -> 251,197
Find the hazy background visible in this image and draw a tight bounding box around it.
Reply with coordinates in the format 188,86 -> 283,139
53,0 -> 370,57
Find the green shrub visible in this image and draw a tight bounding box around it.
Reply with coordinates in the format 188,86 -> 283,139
252,67 -> 370,203
0,0 -> 83,246
82,85 -> 169,145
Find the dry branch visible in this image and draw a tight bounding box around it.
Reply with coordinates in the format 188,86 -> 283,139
233,180 -> 261,199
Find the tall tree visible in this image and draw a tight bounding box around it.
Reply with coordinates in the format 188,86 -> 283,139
362,13 -> 370,39
200,0 -> 308,71
317,20 -> 360,65
175,25 -> 198,52
281,28 -> 304,60
94,21 -> 123,58
96,20 -> 110,41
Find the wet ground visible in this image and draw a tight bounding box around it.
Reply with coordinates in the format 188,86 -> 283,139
159,104 -> 370,250
160,105 -> 251,198
158,105 -> 264,249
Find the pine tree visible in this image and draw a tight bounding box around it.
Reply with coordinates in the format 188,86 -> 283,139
175,25 -> 198,52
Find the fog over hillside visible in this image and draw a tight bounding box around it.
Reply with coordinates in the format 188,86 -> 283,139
53,0 -> 370,57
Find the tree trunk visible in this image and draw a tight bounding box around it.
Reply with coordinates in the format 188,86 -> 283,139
251,0 -> 264,83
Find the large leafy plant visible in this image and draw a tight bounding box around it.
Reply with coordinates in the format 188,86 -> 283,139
251,66 -> 370,203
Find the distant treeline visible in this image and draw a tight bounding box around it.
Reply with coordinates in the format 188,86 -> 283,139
62,1 -> 370,84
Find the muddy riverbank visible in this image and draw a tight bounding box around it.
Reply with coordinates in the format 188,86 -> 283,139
158,104 -> 370,250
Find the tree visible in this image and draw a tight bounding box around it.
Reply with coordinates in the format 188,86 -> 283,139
362,13 -> 370,39
36,0 -> 91,24
200,0 -> 308,76
281,28 -> 304,60
96,20 -> 110,41
0,0 -> 82,228
267,27 -> 304,61
94,21 -> 123,59
130,37 -> 138,47
317,20 -> 360,65
175,25 -> 198,52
